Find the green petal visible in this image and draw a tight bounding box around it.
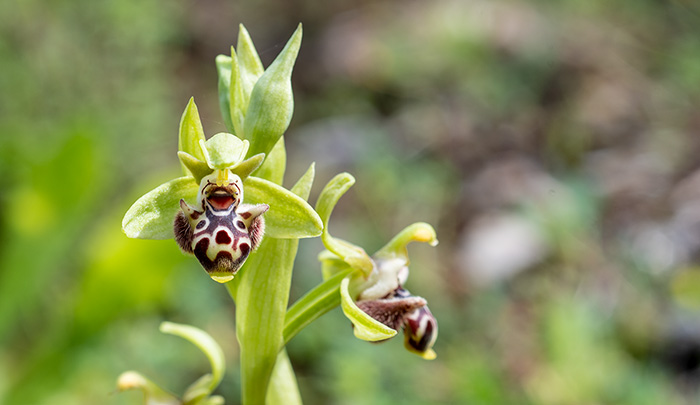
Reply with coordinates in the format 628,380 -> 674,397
215,54 -> 235,132
177,151 -> 213,184
374,222 -> 438,261
122,177 -> 198,239
160,322 -> 225,395
315,173 -> 374,274
230,153 -> 265,181
243,24 -> 302,158
178,98 -> 207,176
340,277 -> 397,341
254,137 -> 286,185
243,176 -> 322,239
202,132 -> 249,169
116,371 -> 180,405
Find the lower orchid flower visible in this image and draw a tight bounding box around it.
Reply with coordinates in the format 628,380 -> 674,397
314,173 -> 439,359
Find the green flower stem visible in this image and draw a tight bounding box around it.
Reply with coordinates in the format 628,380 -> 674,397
227,165 -> 314,405
283,267 -> 356,345
228,236 -> 298,405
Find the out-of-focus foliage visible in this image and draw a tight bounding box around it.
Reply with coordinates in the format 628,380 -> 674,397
3,0 -> 700,403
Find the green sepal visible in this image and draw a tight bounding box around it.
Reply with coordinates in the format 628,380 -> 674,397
243,176 -> 322,239
230,153 -> 265,181
122,177 -> 198,239
160,322 -> 226,397
284,267 -> 355,345
375,222 -> 438,262
319,250 -> 352,281
116,371 -> 180,405
177,151 -> 213,184
201,133 -> 249,169
243,24 -> 302,158
315,173 -> 374,274
340,277 -> 397,341
254,137 -> 286,185
215,54 -> 235,132
178,98 -> 207,169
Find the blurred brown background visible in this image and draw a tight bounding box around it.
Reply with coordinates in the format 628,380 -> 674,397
3,0 -> 700,403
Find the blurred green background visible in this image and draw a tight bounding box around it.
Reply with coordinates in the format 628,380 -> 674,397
3,0 -> 700,403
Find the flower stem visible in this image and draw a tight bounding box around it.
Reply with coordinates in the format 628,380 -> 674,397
284,268 -> 355,345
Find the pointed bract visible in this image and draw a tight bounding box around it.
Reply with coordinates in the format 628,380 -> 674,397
243,24 -> 302,158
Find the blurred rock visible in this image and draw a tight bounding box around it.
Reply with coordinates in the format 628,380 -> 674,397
457,213 -> 548,286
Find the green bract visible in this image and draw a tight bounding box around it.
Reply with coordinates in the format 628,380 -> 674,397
216,24 -> 301,159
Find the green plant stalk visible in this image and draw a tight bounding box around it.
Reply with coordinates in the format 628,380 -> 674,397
283,267 -> 355,345
229,236 -> 298,405
227,163 -> 313,405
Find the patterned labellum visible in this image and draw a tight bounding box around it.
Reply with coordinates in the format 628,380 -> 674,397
174,170 -> 268,283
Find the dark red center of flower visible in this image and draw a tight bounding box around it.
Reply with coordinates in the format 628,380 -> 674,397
207,189 -> 236,210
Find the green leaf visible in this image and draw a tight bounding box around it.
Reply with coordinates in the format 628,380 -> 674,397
178,98 -> 207,177
183,374 -> 215,404
122,177 -> 198,239
244,176 -> 322,239
374,222 -> 438,261
315,173 -> 374,274
340,277 -> 397,341
230,153 -> 265,181
266,350 -> 302,405
243,24 -> 302,158
116,371 -> 180,405
284,267 -> 355,345
202,132 -> 249,169
254,137 -> 287,185
160,322 -> 226,396
215,54 -> 235,132
177,151 -> 213,184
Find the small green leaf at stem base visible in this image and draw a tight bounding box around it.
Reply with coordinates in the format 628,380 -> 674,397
160,321 -> 226,395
